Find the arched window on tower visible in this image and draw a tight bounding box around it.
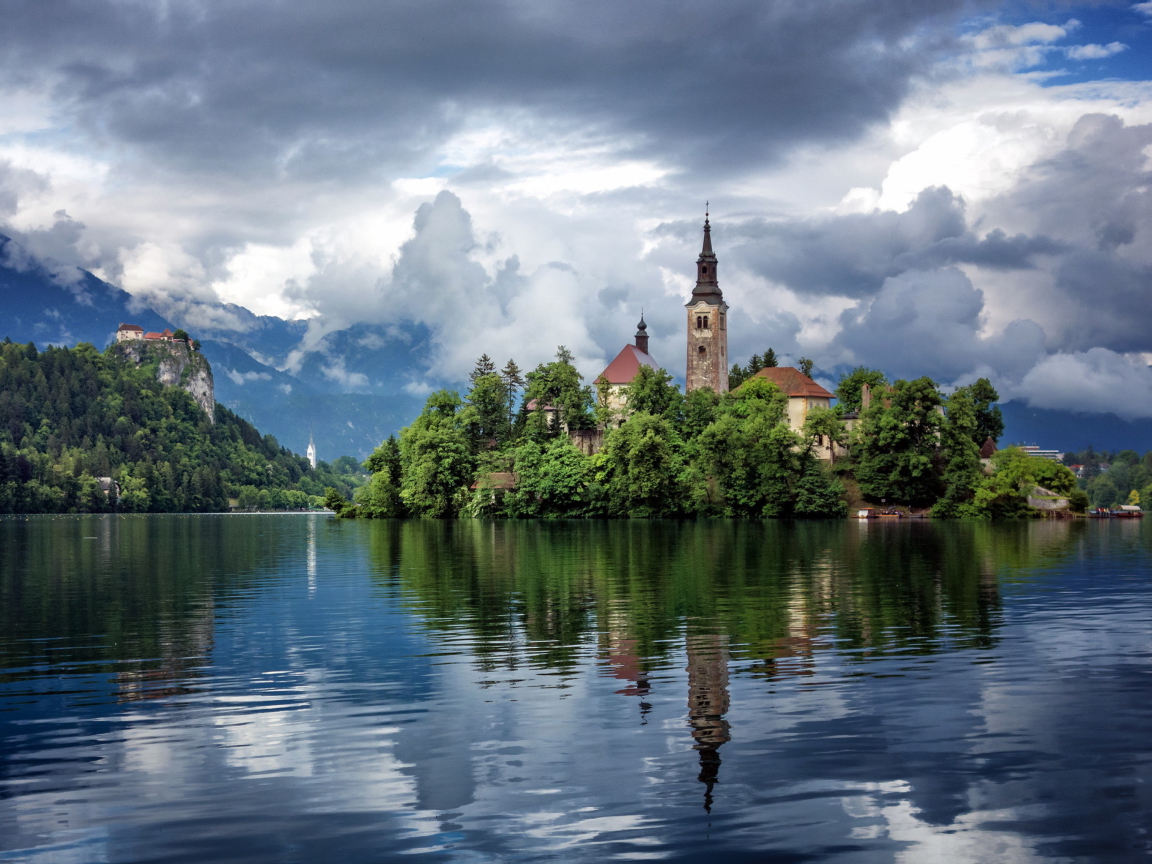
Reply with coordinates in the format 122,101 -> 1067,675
702,315 -> 709,329
698,345 -> 706,355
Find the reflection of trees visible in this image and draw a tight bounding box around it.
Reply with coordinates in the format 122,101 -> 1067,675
0,515 -> 294,698
367,521 -> 1090,674
366,519 -> 1085,805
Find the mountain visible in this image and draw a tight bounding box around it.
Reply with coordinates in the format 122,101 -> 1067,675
0,237 -> 425,459
1001,400 -> 1152,454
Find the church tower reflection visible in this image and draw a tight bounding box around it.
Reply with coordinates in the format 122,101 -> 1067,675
686,633 -> 731,812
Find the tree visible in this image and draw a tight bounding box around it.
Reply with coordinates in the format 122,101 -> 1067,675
931,387 -> 984,517
762,348 -> 778,368
793,457 -> 847,518
801,405 -> 847,464
469,354 -> 496,382
596,412 -> 686,517
853,377 -> 944,506
680,387 -> 720,440
500,359 -> 525,429
835,367 -> 888,414
967,378 -> 1004,446
399,390 -> 475,517
172,328 -> 189,341
505,437 -> 598,518
464,369 -> 510,449
697,378 -> 801,517
524,346 -> 595,433
966,447 -> 1083,518
621,365 -> 682,421
798,357 -> 814,377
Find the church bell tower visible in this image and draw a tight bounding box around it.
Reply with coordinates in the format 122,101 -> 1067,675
685,210 -> 729,393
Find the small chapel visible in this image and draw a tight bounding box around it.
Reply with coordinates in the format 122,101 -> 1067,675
595,212 -> 835,445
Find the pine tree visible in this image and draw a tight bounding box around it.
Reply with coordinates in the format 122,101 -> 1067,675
500,359 -> 525,428
470,354 -> 496,382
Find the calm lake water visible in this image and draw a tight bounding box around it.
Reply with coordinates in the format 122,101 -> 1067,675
2,516 -> 1151,863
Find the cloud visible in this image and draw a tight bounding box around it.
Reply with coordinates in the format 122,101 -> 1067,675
1012,349 -> 1152,418
832,266 -> 1046,383
1066,42 -> 1127,61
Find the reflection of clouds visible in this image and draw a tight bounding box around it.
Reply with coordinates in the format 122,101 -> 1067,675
842,781 -> 1046,863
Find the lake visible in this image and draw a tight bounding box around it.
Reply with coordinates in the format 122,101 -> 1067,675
1,516 -> 1151,862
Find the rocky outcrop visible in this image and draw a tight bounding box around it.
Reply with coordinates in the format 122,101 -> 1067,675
1027,485 -> 1069,511
113,341 -> 216,422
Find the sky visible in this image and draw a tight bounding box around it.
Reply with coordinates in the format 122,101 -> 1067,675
2,0 -> 1152,415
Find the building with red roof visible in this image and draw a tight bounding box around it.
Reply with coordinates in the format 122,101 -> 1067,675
116,323 -> 145,343
741,366 -> 837,453
595,315 -> 660,423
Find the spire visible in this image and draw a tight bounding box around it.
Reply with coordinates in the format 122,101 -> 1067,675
635,311 -> 649,354
690,206 -> 721,301
701,203 -> 713,256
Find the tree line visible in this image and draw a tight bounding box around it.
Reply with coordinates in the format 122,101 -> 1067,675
0,340 -> 362,513
328,347 -> 1082,520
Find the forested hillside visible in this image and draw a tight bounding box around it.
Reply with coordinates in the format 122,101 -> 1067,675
0,340 -> 361,513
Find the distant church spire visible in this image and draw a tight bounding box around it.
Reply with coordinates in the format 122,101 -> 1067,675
307,428 -> 317,470
635,311 -> 649,354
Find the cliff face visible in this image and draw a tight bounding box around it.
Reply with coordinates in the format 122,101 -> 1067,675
113,341 -> 216,422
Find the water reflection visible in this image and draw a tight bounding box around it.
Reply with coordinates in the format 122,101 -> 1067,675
3,516 -> 1151,862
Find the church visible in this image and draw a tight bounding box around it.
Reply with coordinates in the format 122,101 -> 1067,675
595,213 -> 834,442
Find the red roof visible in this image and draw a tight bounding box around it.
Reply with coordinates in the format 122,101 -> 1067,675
597,345 -> 659,385
144,332 -> 163,339
745,366 -> 833,399
118,323 -> 143,331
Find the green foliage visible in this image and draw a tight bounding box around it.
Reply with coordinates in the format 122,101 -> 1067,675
798,357 -> 814,377
503,438 -> 599,518
398,389 -> 475,518
835,366 -> 888,414
697,379 -> 802,517
802,405 -> 847,464
967,378 -> 1004,445
853,377 -> 944,506
0,339 -> 356,513
793,458 -> 848,518
524,346 -> 595,433
932,387 -> 984,517
621,364 -> 683,421
680,387 -> 720,440
960,448 -> 1083,518
464,368 -> 511,449
595,413 -> 686,517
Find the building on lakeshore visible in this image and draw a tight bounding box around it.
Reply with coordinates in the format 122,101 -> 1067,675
116,323 -> 145,342
1019,445 -> 1063,462
595,314 -> 660,424
685,211 -> 729,394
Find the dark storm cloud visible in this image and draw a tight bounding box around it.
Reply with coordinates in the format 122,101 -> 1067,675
980,113 -> 1152,354
721,186 -> 1063,298
0,0 -> 979,180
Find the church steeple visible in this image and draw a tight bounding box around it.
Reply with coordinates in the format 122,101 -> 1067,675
692,206 -> 721,300
634,312 -> 649,354
685,205 -> 729,394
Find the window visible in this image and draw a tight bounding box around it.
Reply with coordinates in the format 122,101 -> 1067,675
698,345 -> 706,355
702,315 -> 709,329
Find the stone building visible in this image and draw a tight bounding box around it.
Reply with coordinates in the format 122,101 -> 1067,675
685,212 -> 729,394
116,323 -> 144,342
595,314 -> 659,424
741,366 -> 846,461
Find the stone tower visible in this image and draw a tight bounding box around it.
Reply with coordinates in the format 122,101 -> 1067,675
685,211 -> 729,393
